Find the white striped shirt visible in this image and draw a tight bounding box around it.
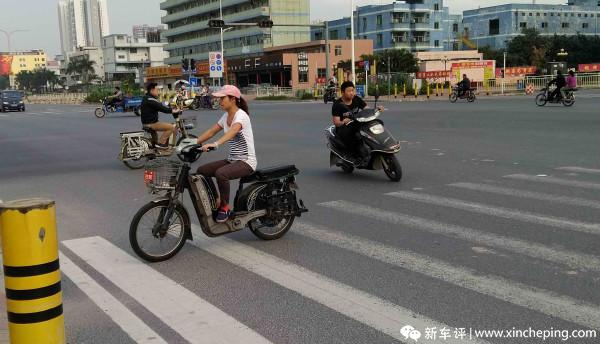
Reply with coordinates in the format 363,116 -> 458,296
218,109 -> 257,170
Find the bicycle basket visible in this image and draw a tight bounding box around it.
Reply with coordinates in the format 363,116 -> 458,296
143,158 -> 182,190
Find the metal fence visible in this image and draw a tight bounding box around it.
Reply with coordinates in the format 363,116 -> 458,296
241,86 -> 295,98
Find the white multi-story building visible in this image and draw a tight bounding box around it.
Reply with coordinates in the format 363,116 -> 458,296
102,34 -> 169,82
133,25 -> 166,42
87,0 -> 110,47
57,0 -> 110,53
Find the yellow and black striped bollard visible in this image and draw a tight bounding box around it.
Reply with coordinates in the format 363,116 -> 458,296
0,198 -> 65,344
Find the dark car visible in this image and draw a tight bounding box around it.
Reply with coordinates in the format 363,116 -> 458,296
1,90 -> 25,112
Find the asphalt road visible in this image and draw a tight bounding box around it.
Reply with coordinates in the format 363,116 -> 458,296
1,93 -> 599,343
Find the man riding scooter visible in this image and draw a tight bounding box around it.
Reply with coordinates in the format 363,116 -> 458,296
547,70 -> 566,102
456,74 -> 470,98
331,81 -> 383,165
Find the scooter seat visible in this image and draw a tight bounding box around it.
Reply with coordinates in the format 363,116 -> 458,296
240,165 -> 298,183
142,126 -> 159,144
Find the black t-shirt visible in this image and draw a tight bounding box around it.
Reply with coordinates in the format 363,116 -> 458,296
331,96 -> 367,121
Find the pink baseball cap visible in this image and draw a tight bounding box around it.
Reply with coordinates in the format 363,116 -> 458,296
212,85 -> 242,99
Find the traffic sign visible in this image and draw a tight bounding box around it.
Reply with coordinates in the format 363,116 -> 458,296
209,51 -> 223,78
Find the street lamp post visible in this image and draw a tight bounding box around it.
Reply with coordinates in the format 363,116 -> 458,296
0,29 -> 28,52
502,51 -> 506,95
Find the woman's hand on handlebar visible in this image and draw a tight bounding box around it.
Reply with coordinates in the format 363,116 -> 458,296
202,142 -> 218,152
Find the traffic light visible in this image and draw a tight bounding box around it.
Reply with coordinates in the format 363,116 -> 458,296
208,19 -> 225,28
258,19 -> 274,28
181,58 -> 189,71
190,58 -> 196,72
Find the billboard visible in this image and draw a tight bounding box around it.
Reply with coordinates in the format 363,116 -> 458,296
578,63 -> 600,72
495,66 -> 537,78
416,70 -> 452,79
0,55 -> 14,76
451,60 -> 495,82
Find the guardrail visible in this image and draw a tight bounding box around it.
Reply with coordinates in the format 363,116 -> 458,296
25,93 -> 88,104
241,86 -> 295,98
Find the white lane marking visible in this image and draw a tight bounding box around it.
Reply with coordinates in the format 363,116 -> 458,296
189,225 -> 488,344
62,236 -> 271,344
556,167 -> 600,175
504,174 -> 600,191
449,182 -> 600,210
59,252 -> 168,343
386,191 -> 600,236
319,200 -> 600,272
293,221 -> 600,330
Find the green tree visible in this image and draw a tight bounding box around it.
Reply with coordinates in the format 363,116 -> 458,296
360,49 -> 419,74
15,71 -> 33,90
66,56 -> 96,85
0,75 -> 9,89
505,29 -> 548,69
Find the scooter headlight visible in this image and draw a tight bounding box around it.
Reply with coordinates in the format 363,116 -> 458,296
370,124 -> 384,135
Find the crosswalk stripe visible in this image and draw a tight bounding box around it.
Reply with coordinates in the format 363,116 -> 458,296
189,225 -> 488,344
59,252 -> 168,344
62,236 -> 271,344
293,221 -> 600,330
504,174 -> 600,191
556,167 -> 600,174
319,200 -> 600,272
386,191 -> 600,236
449,182 -> 600,210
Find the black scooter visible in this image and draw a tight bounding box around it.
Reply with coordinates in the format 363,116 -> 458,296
325,96 -> 402,182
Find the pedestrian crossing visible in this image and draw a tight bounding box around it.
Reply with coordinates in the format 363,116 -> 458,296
53,165 -> 600,343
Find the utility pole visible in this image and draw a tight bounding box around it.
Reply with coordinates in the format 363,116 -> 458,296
350,0 -> 356,84
502,51 -> 506,95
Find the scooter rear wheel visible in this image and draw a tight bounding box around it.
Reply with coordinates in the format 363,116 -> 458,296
130,200 -> 190,262
242,183 -> 295,240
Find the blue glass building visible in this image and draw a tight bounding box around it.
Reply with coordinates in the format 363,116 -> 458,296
463,0 -> 600,50
312,0 -> 463,52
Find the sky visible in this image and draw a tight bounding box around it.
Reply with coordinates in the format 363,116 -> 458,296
0,0 -> 566,58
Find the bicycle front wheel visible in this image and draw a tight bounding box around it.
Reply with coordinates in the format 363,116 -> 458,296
130,200 -> 190,262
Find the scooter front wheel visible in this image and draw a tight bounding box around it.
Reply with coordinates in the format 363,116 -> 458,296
535,93 -> 547,106
382,155 -> 402,182
449,92 -> 458,103
130,200 -> 190,262
94,107 -> 106,118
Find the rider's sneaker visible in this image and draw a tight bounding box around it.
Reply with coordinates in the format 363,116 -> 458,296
215,205 -> 231,223
155,143 -> 169,150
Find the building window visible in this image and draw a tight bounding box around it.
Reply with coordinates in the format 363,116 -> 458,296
377,34 -> 383,47
335,45 -> 342,56
551,13 -> 554,16
329,30 -> 338,39
578,13 -> 582,17
434,3 -> 439,11
583,22 -> 589,28
529,13 -> 532,16
558,13 -> 561,16
520,22 -> 527,28
362,18 -> 367,31
562,22 -> 569,28
298,70 -> 308,83
434,22 -> 439,29
544,13 -> 547,16
537,13 -> 540,16
434,40 -> 439,47
522,13 -> 526,16
541,22 -> 548,28
489,19 -> 499,35
118,55 -> 126,59
585,13 -> 588,17
346,28 -> 351,39
130,48 -> 137,53
376,15 -> 382,28
453,23 -> 459,32
317,68 -> 326,79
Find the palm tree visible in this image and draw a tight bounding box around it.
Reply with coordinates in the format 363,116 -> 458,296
66,56 -> 96,85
